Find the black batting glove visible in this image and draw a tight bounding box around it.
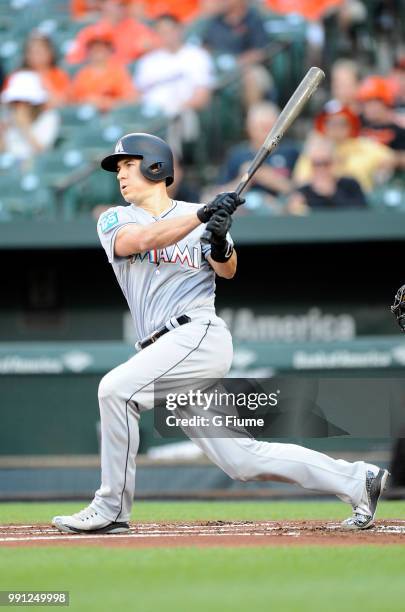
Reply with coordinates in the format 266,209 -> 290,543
197,192 -> 244,223
206,209 -> 234,262
206,208 -> 232,242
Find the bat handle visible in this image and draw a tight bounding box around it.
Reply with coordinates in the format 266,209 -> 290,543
200,228 -> 213,245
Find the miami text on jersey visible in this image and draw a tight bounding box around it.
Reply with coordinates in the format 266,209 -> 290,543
130,244 -> 201,269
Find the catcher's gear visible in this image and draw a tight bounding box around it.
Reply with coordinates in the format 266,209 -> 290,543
197,192 -> 245,223
391,285 -> 405,332
206,209 -> 234,262
101,133 -> 174,186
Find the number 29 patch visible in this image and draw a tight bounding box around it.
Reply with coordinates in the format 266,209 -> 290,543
100,211 -> 119,234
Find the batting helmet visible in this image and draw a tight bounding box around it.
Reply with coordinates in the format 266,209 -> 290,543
101,133 -> 174,186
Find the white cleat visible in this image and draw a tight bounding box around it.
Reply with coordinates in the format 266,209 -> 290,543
342,468 -> 390,530
52,506 -> 129,534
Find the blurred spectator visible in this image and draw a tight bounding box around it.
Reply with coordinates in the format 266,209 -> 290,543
134,14 -> 213,149
198,0 -> 222,18
387,55 -> 405,127
265,0 -> 366,66
71,0 -> 103,20
70,34 -> 137,112
294,100 -> 394,192
287,135 -> 367,214
357,75 -> 405,170
66,0 -> 160,65
331,59 -> 361,113
218,101 -> 298,201
19,33 -> 70,107
134,15 -> 213,115
202,0 -> 273,107
0,71 -> 60,164
265,0 -> 341,21
138,0 -> 199,22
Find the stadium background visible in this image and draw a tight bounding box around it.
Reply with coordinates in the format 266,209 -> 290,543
0,0 -> 404,501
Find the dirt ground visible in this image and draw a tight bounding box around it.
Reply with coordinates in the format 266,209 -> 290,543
0,520 -> 404,548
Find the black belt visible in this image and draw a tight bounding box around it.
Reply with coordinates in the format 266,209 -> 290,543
136,315 -> 191,350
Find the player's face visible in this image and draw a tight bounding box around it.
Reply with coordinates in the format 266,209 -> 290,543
116,158 -> 150,201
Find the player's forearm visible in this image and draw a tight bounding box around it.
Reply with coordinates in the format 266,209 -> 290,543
116,213 -> 201,256
208,250 -> 237,279
142,213 -> 202,250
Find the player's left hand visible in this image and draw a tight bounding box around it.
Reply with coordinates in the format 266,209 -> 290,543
197,192 -> 245,223
206,209 -> 232,244
206,209 -> 234,262
391,284 -> 405,332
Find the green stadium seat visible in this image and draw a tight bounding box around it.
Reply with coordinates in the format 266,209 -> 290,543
13,0 -> 69,24
32,146 -> 100,218
33,147 -> 92,186
75,166 -> 121,213
184,17 -> 210,46
195,79 -> 244,171
367,179 -> 405,211
0,153 -> 22,177
0,172 -> 56,219
104,104 -> 169,138
6,0 -> 69,37
264,15 -> 307,103
65,112 -> 169,160
0,37 -> 22,73
58,104 -> 101,141
107,102 -> 160,124
65,122 -> 124,158
0,1 -> 18,32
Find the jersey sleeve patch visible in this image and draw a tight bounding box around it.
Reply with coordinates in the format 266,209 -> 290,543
99,211 -> 119,234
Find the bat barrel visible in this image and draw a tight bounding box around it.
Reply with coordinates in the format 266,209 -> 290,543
263,67 -> 325,152
200,67 -> 325,245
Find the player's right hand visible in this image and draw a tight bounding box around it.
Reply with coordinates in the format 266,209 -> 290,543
197,192 -> 245,223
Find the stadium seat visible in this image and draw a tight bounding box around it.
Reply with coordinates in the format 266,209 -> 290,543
0,37 -> 22,73
367,178 -> 405,211
58,104 -> 101,141
65,122 -> 124,158
76,167 -> 121,213
102,105 -> 170,145
184,17 -> 210,46
0,172 -> 56,219
263,16 -> 307,103
33,147 -> 92,186
196,78 -> 244,170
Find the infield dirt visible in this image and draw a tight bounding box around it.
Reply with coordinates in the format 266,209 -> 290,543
1,520 -> 404,548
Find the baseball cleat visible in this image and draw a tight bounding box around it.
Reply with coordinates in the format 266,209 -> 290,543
52,506 -> 129,534
342,468 -> 390,530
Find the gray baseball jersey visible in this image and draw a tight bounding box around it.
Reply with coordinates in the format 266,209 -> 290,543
86,197 -> 372,527
97,200 -> 232,342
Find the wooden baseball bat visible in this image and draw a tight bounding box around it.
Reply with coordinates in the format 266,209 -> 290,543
201,66 -> 325,244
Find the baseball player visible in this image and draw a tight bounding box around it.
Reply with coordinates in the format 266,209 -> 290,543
53,133 -> 388,534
